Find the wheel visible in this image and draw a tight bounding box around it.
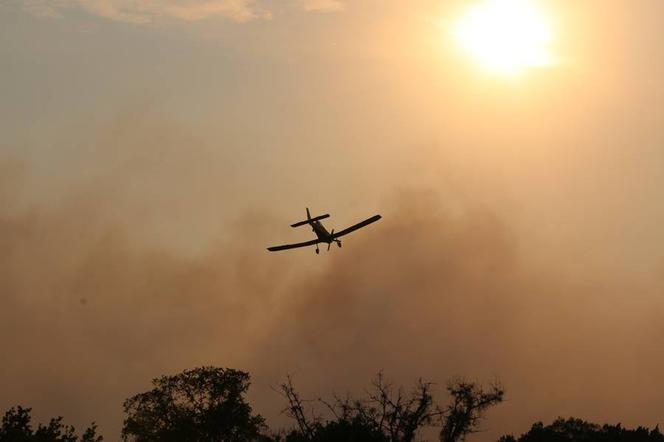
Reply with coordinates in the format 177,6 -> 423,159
315,249 -> 320,254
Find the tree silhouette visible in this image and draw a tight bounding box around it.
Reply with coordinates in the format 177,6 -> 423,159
0,406 -> 102,442
497,418 -> 664,442
122,366 -> 267,442
278,373 -> 503,442
10,367 -> 664,442
439,380 -> 504,442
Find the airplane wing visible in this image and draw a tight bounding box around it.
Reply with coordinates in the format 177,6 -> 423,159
332,215 -> 381,239
267,238 -> 321,252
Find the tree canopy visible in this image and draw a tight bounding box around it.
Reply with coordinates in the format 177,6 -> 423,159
7,366 -> 661,442
278,372 -> 503,442
122,366 -> 267,442
0,406 -> 102,442
498,417 -> 664,442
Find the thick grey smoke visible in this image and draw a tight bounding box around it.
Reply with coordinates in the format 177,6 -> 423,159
1,117 -> 663,441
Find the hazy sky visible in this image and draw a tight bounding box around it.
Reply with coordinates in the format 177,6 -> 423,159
2,1 -> 664,440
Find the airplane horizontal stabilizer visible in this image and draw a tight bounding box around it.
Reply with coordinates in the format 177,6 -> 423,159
290,214 -> 330,228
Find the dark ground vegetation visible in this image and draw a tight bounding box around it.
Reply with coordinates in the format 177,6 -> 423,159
2,367 -> 660,442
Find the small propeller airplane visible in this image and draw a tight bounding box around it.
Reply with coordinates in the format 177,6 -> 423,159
267,208 -> 381,254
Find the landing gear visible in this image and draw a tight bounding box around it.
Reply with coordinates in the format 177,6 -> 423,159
337,241 -> 342,248
315,245 -> 320,254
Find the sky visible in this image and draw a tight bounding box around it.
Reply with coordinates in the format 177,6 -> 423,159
1,0 -> 664,440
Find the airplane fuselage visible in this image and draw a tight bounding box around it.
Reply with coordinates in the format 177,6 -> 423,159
311,220 -> 332,242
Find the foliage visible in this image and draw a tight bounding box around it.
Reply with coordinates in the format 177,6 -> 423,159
278,372 -> 503,442
0,406 -> 102,442
498,417 -> 664,442
439,380 -> 504,442
12,366 -> 664,442
121,366 -> 266,442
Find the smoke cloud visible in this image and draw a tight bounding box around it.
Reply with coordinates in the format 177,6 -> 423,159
1,114 -> 663,441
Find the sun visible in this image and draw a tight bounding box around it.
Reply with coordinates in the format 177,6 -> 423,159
453,0 -> 555,76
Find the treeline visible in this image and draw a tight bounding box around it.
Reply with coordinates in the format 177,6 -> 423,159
0,406 -> 102,442
1,367 -> 661,442
499,418 -> 664,442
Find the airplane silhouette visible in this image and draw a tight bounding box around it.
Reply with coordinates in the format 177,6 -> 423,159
267,208 -> 381,254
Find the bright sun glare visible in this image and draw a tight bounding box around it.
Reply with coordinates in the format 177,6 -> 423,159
453,0 -> 555,76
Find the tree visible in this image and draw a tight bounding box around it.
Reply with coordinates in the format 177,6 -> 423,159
279,372 -> 435,442
122,366 -> 267,442
498,417 -> 664,442
278,373 -> 503,442
0,406 -> 102,442
439,380 -> 504,442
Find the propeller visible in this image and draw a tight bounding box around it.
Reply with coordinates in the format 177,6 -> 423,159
328,229 -> 334,251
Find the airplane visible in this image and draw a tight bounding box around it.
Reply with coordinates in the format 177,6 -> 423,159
267,208 -> 381,254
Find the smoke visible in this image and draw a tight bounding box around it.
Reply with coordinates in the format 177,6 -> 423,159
1,115 -> 663,441
252,190 -> 664,438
